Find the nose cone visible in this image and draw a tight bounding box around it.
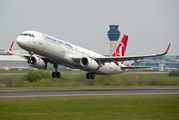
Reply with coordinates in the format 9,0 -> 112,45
16,36 -> 24,47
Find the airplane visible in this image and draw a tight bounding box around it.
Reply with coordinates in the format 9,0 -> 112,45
8,30 -> 171,79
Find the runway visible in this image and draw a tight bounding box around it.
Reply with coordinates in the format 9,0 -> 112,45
0,88 -> 179,98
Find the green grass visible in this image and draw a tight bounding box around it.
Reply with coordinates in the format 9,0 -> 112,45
0,70 -> 84,74
113,73 -> 171,80
0,75 -> 22,79
0,70 -> 29,73
0,95 -> 178,120
112,73 -> 179,85
0,71 -> 179,90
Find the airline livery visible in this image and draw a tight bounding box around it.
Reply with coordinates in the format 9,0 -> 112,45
9,30 -> 171,79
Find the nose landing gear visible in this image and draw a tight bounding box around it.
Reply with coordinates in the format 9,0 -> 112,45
27,51 -> 34,64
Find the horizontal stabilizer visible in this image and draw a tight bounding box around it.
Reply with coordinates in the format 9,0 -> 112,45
121,66 -> 151,70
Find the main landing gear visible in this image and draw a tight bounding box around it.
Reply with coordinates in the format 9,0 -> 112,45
52,63 -> 61,78
86,71 -> 95,79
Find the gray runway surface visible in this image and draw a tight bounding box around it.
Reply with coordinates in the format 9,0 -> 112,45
0,88 -> 179,98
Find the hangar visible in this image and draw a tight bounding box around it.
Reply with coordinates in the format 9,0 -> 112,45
0,55 -> 28,69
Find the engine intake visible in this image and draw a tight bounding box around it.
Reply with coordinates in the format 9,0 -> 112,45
28,56 -> 47,69
80,57 -> 99,70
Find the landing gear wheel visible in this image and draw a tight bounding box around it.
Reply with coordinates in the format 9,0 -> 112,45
27,51 -> 34,64
86,72 -> 95,79
52,63 -> 61,78
86,73 -> 90,79
91,73 -> 95,79
52,72 -> 61,78
56,72 -> 61,78
52,72 -> 56,78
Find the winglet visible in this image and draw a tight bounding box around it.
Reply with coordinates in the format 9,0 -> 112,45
9,41 -> 14,52
165,43 -> 171,54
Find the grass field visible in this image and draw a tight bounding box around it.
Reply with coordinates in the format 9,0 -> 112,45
0,95 -> 179,120
0,71 -> 179,119
0,70 -> 179,90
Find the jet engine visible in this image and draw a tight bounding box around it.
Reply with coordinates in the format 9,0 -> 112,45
27,56 -> 47,69
80,57 -> 99,70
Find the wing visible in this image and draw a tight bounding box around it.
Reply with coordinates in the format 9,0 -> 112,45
73,43 -> 171,66
95,43 -> 171,64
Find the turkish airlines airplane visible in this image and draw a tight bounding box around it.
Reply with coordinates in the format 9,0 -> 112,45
8,30 -> 171,79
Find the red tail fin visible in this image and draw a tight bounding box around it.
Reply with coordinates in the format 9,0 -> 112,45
111,35 -> 128,64
9,41 -> 14,51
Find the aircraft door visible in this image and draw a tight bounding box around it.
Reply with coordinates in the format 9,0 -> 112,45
62,45 -> 65,54
39,36 -> 43,45
38,36 -> 44,51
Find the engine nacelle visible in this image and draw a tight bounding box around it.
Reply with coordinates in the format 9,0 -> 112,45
80,57 -> 99,70
28,56 -> 47,69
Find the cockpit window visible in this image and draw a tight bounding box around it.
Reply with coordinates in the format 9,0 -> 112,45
20,33 -> 35,38
24,34 -> 28,36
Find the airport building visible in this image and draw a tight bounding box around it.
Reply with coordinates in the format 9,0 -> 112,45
107,25 -> 121,56
131,55 -> 179,71
0,55 -> 28,70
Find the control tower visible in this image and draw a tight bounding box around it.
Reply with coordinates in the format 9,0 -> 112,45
107,25 -> 121,56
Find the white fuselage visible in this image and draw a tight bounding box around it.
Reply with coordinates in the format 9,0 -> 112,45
16,30 -> 125,75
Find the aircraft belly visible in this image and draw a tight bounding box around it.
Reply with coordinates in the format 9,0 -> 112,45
93,63 -> 124,75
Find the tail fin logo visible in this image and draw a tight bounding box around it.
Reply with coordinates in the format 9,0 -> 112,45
111,35 -> 128,64
112,42 -> 125,57
112,35 -> 128,57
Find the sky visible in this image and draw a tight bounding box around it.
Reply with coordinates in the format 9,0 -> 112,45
0,0 -> 179,56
